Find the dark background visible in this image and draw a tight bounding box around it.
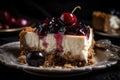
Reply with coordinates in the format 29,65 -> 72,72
0,0 -> 120,44
0,0 -> 120,80
0,0 -> 119,21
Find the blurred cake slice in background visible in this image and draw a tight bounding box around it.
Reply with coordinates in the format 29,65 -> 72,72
92,11 -> 120,34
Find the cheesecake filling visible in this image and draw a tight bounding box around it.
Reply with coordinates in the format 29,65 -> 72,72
24,29 -> 93,62
109,15 -> 120,29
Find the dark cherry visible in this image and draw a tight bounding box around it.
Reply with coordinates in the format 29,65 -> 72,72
36,17 -> 65,35
60,6 -> 81,25
26,51 -> 45,67
49,17 -> 62,33
36,22 -> 50,36
76,28 -> 86,35
75,24 -> 90,38
17,18 -> 30,27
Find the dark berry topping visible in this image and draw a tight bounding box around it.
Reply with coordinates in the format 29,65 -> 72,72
26,51 -> 45,67
35,6 -> 90,38
75,24 -> 90,35
35,17 -> 66,35
35,18 -> 90,38
49,17 -> 62,33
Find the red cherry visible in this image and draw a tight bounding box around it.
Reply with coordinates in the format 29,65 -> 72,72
8,17 -> 17,26
60,6 -> 81,25
3,24 -> 10,29
60,12 -> 77,25
17,18 -> 30,27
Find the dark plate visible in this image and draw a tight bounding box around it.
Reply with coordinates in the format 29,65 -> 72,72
0,41 -> 119,77
94,30 -> 120,38
0,27 -> 25,33
0,27 -> 25,37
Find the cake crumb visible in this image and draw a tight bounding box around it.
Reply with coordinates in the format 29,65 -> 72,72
18,55 -> 26,63
64,64 -> 77,68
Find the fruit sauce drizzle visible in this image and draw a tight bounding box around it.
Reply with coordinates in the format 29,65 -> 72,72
54,33 -> 63,52
35,16 -> 90,51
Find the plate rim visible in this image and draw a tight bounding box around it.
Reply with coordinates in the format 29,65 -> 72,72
94,30 -> 120,38
0,27 -> 25,32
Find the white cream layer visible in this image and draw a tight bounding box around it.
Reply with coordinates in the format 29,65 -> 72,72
24,29 -> 93,62
109,15 -> 120,29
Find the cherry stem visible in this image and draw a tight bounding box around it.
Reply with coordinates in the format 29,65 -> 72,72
71,6 -> 81,14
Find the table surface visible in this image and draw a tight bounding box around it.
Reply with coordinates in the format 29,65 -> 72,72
0,32 -> 120,80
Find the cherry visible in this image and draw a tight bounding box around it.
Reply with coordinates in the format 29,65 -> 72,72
60,6 -> 81,25
26,51 -> 45,67
8,17 -> 17,27
17,18 -> 30,27
60,12 -> 77,25
0,10 -> 32,29
3,24 -> 10,29
75,23 -> 90,38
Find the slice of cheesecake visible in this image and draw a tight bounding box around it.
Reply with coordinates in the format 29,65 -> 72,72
20,27 -> 94,61
92,11 -> 120,34
19,23 -> 95,67
18,8 -> 95,67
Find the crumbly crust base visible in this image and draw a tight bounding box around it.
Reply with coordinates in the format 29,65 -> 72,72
18,40 -> 95,68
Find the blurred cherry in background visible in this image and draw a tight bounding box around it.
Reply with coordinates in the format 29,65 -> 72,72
0,10 -> 30,29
